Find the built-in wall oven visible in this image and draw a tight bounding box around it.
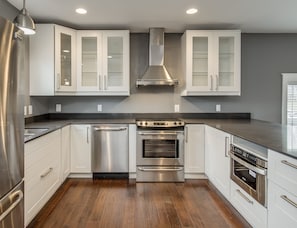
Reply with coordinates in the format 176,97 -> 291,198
136,120 -> 184,182
230,137 -> 268,207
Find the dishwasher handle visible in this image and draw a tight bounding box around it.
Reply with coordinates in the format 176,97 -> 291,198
93,127 -> 127,132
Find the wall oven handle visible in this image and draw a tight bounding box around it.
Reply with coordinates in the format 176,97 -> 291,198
236,189 -> 254,204
0,190 -> 23,222
138,167 -> 183,172
281,160 -> 297,170
94,127 -> 127,131
281,195 -> 297,209
229,151 -> 267,176
138,132 -> 179,136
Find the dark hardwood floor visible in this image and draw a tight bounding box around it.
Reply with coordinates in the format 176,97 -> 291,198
28,179 -> 251,228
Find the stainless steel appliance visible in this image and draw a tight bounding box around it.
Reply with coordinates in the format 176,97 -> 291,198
136,119 -> 184,182
0,16 -> 25,227
91,125 -> 129,178
230,137 -> 268,207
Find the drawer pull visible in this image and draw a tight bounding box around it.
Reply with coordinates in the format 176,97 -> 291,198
281,195 -> 297,208
236,189 -> 253,204
281,160 -> 297,170
40,167 -> 53,178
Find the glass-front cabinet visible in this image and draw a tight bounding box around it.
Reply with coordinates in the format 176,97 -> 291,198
182,30 -> 241,96
76,30 -> 129,95
55,25 -> 76,92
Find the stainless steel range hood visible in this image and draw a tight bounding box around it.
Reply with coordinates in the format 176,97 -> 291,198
136,28 -> 178,87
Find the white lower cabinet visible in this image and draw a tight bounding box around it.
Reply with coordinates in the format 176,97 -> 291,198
60,125 -> 71,183
230,181 -> 267,228
70,125 -> 91,175
184,124 -> 205,178
205,126 -> 231,200
24,130 -> 61,226
128,124 -> 137,178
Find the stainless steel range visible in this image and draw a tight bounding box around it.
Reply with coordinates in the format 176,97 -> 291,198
136,119 -> 185,182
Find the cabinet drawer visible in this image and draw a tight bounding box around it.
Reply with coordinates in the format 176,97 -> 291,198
268,181 -> 297,228
268,149 -> 297,196
230,181 -> 267,228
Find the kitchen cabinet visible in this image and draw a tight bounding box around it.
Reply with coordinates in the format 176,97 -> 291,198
129,124 -> 137,178
70,125 -> 91,175
184,124 -> 205,178
205,126 -> 231,200
268,149 -> 297,228
76,30 -> 130,95
230,180 -> 267,228
181,30 -> 241,96
24,130 -> 61,226
60,125 -> 70,183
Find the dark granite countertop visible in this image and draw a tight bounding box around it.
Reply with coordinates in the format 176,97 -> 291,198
24,113 -> 297,160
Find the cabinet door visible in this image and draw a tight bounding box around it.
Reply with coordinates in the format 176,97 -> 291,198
55,25 -> 76,92
70,125 -> 91,173
102,31 -> 130,93
205,126 -> 231,200
184,125 -> 205,175
61,125 -> 70,182
213,31 -> 241,93
186,31 -> 212,92
76,31 -> 103,91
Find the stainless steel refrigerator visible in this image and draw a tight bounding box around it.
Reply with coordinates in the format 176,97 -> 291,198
0,16 -> 25,228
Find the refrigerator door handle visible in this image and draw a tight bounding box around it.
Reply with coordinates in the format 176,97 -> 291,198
0,190 -> 23,222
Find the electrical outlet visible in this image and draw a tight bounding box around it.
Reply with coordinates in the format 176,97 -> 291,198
97,104 -> 102,112
216,104 -> 221,112
28,105 -> 33,115
174,104 -> 180,113
24,106 -> 26,116
56,104 -> 62,112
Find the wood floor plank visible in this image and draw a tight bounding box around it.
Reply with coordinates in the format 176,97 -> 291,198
28,179 -> 251,228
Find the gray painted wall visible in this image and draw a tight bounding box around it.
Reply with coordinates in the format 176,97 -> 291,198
46,33 -> 297,123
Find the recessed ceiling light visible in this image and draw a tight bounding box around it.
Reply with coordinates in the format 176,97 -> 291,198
76,8 -> 87,14
186,8 -> 198,15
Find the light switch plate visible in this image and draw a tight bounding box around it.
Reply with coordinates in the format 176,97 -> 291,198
174,104 -> 180,113
56,104 -> 62,112
216,104 -> 221,112
97,104 -> 102,112
28,105 -> 33,115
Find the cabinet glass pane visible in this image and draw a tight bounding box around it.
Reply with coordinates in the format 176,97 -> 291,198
81,37 -> 97,86
60,33 -> 72,86
219,37 -> 234,86
192,37 -> 208,86
107,37 -> 123,87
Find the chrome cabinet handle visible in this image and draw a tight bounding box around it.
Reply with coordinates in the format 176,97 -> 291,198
281,160 -> 297,170
281,195 -> 297,208
185,126 -> 188,143
229,151 -> 267,175
138,167 -> 183,172
57,73 -> 61,90
93,127 -> 127,131
0,190 -> 23,222
210,75 -> 213,90
225,136 -> 229,158
216,75 -> 219,90
236,189 -> 253,204
40,167 -> 53,178
87,127 -> 89,143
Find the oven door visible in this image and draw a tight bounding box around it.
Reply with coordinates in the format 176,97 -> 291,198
230,151 -> 267,207
136,130 -> 184,166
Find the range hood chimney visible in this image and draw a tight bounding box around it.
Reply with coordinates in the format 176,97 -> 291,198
136,28 -> 178,87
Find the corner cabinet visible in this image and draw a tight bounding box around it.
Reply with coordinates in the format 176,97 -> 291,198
29,24 -> 130,96
76,30 -> 130,95
181,30 -> 241,96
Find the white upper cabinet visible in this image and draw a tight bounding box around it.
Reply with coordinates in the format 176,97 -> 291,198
76,30 -> 129,95
55,25 -> 77,92
30,24 -> 130,96
181,30 -> 241,96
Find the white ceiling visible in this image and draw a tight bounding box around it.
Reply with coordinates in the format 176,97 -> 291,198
7,0 -> 297,33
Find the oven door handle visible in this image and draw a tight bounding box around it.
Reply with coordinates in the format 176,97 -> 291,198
229,150 -> 267,176
138,167 -> 183,172
138,132 -> 180,136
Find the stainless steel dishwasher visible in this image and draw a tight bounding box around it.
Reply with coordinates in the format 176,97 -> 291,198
91,124 -> 129,179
